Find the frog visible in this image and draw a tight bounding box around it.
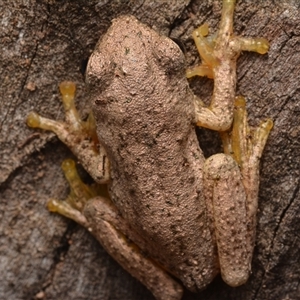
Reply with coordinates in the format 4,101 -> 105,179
26,1 -> 273,299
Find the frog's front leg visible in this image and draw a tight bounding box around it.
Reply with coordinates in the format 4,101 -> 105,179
26,81 -> 109,184
188,0 -> 269,131
48,159 -> 183,300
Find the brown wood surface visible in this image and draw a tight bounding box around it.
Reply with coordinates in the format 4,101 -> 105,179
0,1 -> 299,299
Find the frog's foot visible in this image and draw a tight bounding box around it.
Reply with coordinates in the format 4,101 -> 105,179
48,159 -> 183,300
47,159 -> 108,223
220,96 -> 273,249
220,96 -> 273,171
26,81 -> 109,183
187,0 -> 269,79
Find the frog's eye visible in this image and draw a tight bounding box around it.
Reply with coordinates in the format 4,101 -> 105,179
80,57 -> 89,77
86,50 -> 115,97
94,97 -> 107,106
171,38 -> 186,56
152,36 -> 185,74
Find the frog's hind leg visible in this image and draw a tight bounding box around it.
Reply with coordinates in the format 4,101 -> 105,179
203,96 -> 272,287
83,198 -> 183,300
48,159 -> 183,300
220,96 -> 273,257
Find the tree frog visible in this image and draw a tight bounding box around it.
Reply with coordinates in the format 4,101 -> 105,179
27,0 -> 273,299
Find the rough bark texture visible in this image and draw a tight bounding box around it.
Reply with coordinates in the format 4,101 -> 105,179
0,1 -> 299,299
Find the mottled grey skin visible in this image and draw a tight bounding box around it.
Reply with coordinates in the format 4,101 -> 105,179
87,16 -> 218,291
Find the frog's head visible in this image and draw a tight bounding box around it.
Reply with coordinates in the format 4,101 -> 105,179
86,15 -> 194,148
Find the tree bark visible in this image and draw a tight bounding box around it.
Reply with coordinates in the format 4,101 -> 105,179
0,1 -> 299,299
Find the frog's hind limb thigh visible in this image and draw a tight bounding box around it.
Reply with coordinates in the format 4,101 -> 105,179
204,153 -> 250,287
83,198 -> 183,300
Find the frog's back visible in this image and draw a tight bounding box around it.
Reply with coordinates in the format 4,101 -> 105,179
108,120 -> 219,291
87,15 -> 219,290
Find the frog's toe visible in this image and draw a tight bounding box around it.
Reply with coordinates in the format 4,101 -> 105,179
58,81 -> 82,129
236,37 -> 270,55
47,198 -> 89,228
26,111 -> 65,134
26,111 -> 43,128
186,23 -> 218,79
186,64 -> 214,79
